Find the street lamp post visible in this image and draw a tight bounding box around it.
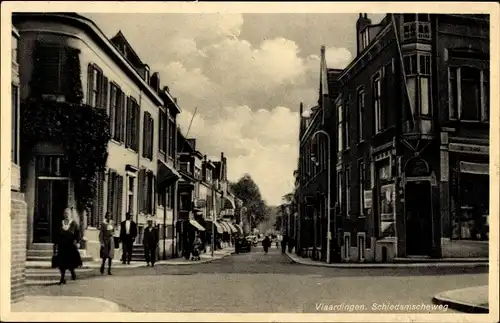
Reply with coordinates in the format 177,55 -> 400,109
310,130 -> 333,264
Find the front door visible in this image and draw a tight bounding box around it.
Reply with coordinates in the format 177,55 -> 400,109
33,179 -> 69,243
405,181 -> 433,256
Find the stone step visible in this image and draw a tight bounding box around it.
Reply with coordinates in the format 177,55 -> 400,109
26,268 -> 94,282
30,243 -> 54,250
27,255 -> 94,262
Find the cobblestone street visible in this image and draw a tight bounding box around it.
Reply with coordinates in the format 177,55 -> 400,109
26,247 -> 488,313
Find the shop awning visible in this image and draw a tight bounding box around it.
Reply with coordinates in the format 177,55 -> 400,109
158,160 -> 181,187
460,161 -> 489,175
234,224 -> 244,235
217,221 -> 231,233
189,219 -> 206,231
205,220 -> 224,234
224,222 -> 239,234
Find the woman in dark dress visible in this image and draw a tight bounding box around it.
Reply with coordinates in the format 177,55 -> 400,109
99,212 -> 115,275
54,208 -> 82,285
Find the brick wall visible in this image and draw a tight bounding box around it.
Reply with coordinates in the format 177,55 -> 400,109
11,191 -> 27,303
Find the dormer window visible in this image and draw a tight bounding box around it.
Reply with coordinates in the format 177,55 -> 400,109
403,14 -> 431,41
360,28 -> 370,50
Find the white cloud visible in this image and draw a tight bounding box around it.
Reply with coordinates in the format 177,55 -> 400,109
82,13 -> 356,205
178,106 -> 299,205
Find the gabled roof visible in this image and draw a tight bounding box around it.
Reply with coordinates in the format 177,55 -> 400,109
110,30 -> 145,68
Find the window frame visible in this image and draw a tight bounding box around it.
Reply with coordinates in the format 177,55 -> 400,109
358,159 -> 365,217
372,72 -> 382,134
344,95 -> 350,149
337,103 -> 343,152
345,165 -> 351,218
357,87 -> 364,143
403,52 -> 432,117
337,169 -> 343,210
126,172 -> 136,215
448,66 -> 489,122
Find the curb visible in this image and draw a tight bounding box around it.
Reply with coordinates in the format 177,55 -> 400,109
154,251 -> 234,267
432,294 -> 489,313
285,252 -> 489,269
11,296 -> 121,312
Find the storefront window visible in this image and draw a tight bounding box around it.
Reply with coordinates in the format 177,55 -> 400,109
452,168 -> 489,240
379,184 -> 395,238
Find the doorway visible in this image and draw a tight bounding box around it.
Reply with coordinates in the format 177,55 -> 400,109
405,181 -> 433,256
33,179 -> 69,243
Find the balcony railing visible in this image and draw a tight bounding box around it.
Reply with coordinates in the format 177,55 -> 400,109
403,22 -> 431,41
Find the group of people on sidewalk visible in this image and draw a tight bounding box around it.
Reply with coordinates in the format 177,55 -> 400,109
53,210 -> 160,284
261,235 -> 291,254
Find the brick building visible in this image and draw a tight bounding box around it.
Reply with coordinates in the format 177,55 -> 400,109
295,13 -> 490,263
10,25 -> 28,303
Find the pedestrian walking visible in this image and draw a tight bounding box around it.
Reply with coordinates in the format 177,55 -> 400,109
120,212 -> 137,264
54,207 -> 82,285
192,233 -> 202,260
143,219 -> 159,267
99,212 -> 115,275
281,235 -> 287,254
262,236 -> 271,254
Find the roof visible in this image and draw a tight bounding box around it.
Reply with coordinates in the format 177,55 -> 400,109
110,30 -> 145,69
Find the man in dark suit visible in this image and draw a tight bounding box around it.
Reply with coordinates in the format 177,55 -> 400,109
120,212 -> 137,264
143,219 -> 159,266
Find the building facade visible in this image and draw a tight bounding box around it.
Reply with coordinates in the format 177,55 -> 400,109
13,12 -> 182,262
295,13 -> 489,263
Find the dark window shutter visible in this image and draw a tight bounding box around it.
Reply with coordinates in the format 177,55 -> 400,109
142,112 -> 148,158
126,97 -> 132,148
97,170 -> 105,226
113,87 -> 120,141
102,76 -> 109,111
138,169 -> 145,213
134,102 -> 140,151
153,175 -> 157,215
87,64 -> 93,105
106,170 -> 114,216
149,117 -> 154,159
120,92 -> 126,143
39,45 -> 63,94
96,70 -> 102,108
109,85 -> 116,138
116,175 -> 124,224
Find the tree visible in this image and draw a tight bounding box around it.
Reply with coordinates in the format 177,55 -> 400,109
230,174 -> 268,229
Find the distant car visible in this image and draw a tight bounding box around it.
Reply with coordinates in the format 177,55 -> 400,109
235,238 -> 252,253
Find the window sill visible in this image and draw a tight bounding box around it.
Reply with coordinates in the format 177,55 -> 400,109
126,147 -> 138,154
358,215 -> 366,219
357,140 -> 365,146
110,139 -> 122,146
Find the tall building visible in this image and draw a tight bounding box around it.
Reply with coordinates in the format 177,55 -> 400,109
13,12 -> 182,263
296,14 -> 490,263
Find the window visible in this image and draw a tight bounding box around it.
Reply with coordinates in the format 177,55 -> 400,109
206,169 -> 213,183
159,109 -> 167,153
194,166 -> 201,180
373,73 -> 382,133
358,233 -> 366,260
127,174 -> 135,214
106,170 -> 124,224
90,170 -> 105,227
12,34 -> 18,64
142,112 -> 154,160
360,29 -> 369,50
110,84 -> 125,142
11,84 -> 19,165
180,193 -> 191,211
337,104 -> 343,151
359,160 -> 365,217
357,88 -> 364,142
343,233 -> 351,260
337,170 -> 343,209
138,169 -> 155,215
402,14 -> 431,41
344,97 -> 350,148
345,166 -> 351,218
449,66 -> 489,121
404,53 -> 431,116
125,97 -> 140,151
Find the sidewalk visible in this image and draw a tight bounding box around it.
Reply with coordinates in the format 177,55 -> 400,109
285,251 -> 489,268
432,285 -> 489,313
10,296 -> 122,312
85,246 -> 235,268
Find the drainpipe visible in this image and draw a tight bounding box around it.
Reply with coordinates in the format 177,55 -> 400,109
136,90 -> 142,240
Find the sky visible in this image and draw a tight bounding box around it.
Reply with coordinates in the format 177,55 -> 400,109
82,13 -> 384,206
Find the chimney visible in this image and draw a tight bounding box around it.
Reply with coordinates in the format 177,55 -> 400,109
150,72 -> 160,93
186,138 -> 196,150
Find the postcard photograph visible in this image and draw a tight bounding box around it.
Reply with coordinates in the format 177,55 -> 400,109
1,1 -> 498,322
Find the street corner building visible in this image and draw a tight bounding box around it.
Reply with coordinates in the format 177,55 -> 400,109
293,14 -> 490,264
10,11 -> 243,292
